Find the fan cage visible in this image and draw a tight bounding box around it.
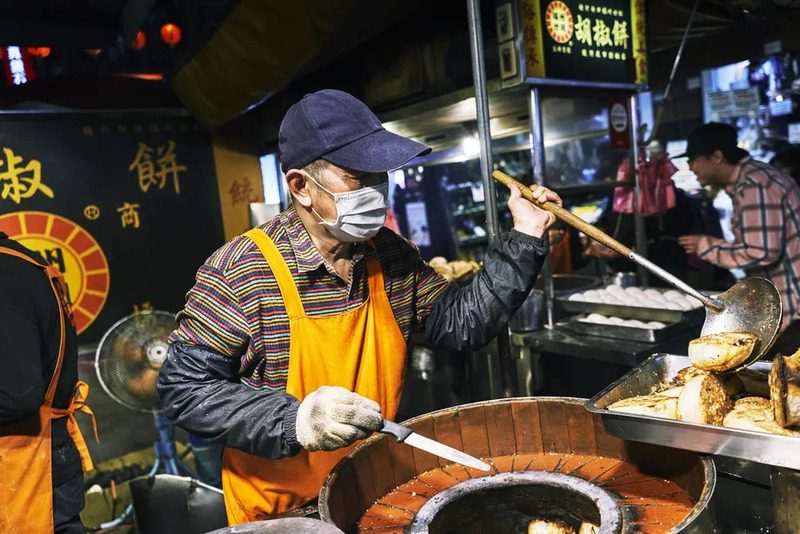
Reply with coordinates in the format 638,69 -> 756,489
95,310 -> 176,413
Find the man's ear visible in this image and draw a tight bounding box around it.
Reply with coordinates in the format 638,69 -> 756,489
285,170 -> 312,208
712,149 -> 725,164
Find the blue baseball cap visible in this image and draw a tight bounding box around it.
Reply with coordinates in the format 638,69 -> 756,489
278,89 -> 431,173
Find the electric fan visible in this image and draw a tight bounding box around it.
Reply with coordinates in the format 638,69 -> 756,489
95,310 -> 197,528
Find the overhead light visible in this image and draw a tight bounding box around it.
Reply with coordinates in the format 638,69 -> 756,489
461,136 -> 480,156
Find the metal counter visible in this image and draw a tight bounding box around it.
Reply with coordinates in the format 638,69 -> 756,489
510,323 -> 699,366
508,323 -> 699,398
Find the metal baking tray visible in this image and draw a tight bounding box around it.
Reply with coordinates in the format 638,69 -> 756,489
563,315 -> 698,343
586,354 -> 800,470
558,290 -> 706,323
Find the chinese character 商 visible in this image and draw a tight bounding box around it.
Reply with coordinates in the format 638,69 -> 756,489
117,202 -> 141,228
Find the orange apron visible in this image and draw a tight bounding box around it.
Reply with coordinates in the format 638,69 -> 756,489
221,229 -> 407,523
0,246 -> 98,533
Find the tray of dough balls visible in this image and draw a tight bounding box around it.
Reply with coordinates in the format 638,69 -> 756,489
564,313 -> 692,343
586,343 -> 800,470
560,284 -> 705,323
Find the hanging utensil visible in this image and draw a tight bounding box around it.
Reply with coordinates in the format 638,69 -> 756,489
492,170 -> 782,368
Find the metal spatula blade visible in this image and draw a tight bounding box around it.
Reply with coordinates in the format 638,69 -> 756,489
700,277 -> 782,368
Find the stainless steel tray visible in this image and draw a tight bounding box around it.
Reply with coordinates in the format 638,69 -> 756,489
559,297 -> 705,323
586,353 -> 800,470
563,316 -> 697,343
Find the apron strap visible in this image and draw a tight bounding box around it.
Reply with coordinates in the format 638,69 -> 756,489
366,254 -> 387,304
244,229 -> 305,320
51,381 -> 98,472
0,246 -> 69,402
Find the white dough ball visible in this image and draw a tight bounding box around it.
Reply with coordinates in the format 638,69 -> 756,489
606,285 -> 625,295
646,321 -> 666,329
585,313 -> 609,323
683,296 -> 702,308
609,317 -> 626,325
662,290 -> 684,301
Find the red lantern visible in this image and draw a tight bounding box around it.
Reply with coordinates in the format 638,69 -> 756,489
131,31 -> 146,51
85,49 -> 102,57
160,24 -> 182,47
26,47 -> 51,58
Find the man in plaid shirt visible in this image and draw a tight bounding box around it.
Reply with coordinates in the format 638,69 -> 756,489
678,122 -> 800,356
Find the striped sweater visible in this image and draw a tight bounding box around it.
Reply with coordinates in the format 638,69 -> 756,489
170,205 -> 448,390
698,157 -> 800,330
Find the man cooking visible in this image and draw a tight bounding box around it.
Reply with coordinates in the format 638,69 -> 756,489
677,122 -> 800,356
157,89 -> 561,523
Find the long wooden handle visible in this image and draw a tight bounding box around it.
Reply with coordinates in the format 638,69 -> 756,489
492,170 -> 632,257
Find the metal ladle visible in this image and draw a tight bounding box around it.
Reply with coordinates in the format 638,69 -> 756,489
492,170 -> 783,367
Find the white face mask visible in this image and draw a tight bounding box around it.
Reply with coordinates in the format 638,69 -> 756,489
304,172 -> 389,242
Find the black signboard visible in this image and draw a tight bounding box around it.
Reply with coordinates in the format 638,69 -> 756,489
0,113 -> 225,343
521,0 -> 647,86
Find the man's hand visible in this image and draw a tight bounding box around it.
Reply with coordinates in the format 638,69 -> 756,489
507,183 -> 562,238
295,386 -> 383,452
678,235 -> 704,255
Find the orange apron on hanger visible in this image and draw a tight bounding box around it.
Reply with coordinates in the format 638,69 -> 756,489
221,229 -> 407,523
0,246 -> 97,533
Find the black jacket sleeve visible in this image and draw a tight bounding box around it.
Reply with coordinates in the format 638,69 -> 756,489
0,305 -> 46,424
157,343 -> 302,458
424,229 -> 547,350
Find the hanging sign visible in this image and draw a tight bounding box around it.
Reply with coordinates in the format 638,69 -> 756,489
789,123 -> 800,145
608,99 -> 631,150
520,0 -> 647,85
2,46 -> 36,86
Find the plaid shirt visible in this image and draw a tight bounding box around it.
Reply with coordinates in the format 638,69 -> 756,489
170,205 -> 448,390
697,157 -> 800,329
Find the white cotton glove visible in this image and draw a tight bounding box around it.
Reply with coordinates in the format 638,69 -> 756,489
295,386 -> 384,452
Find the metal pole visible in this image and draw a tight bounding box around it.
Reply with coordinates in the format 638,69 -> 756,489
646,0 -> 702,144
629,94 -> 648,286
466,0 -> 517,398
466,0 -> 500,244
530,87 -> 554,328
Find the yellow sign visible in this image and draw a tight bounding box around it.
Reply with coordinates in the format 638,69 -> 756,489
0,211 -> 110,334
545,1 -> 573,43
117,202 -> 141,229
520,0 -> 647,84
129,140 -> 188,195
0,147 -> 54,204
631,0 -> 647,84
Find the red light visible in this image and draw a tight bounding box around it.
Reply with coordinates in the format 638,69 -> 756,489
26,47 -> 51,58
160,24 -> 182,47
132,31 -> 146,51
85,49 -> 102,57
